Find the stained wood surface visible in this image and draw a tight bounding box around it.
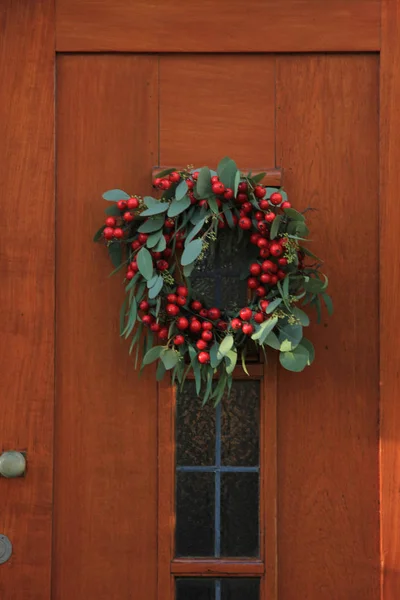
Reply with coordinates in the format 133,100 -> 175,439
56,0 -> 380,52
54,56 -> 159,600
159,56 -> 275,168
0,2 -> 54,598
276,55 -> 380,600
380,2 -> 400,597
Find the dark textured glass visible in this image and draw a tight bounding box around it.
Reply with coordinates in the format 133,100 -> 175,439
191,276 -> 216,307
176,579 -> 215,600
221,381 -> 259,466
220,473 -> 259,557
221,277 -> 247,311
176,472 -> 214,556
176,382 -> 216,466
221,578 -> 260,600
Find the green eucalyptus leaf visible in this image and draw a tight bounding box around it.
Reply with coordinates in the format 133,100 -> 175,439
192,359 -> 202,395
119,297 -> 128,336
202,368 -> 214,405
141,203 -> 169,216
280,339 -> 292,352
168,195 -> 191,217
217,334 -> 234,359
299,338 -> 315,364
175,180 -> 189,201
143,196 -> 157,207
147,274 -> 158,289
105,205 -> 121,217
266,298 -> 282,314
143,345 -> 164,365
185,218 -> 205,246
138,216 -> 165,233
208,196 -> 219,214
148,275 -> 164,299
322,293 -> 333,316
251,172 -> 266,184
196,167 -> 212,198
279,344 -> 309,372
102,189 -> 130,201
233,170 -> 241,196
222,205 -> 235,228
181,239 -> 203,266
265,331 -> 280,350
270,215 -> 282,240
123,298 -> 138,339
292,307 -> 310,326
303,275 -> 327,294
161,349 -> 179,370
108,242 -> 123,267
93,225 -> 105,242
156,168 -> 176,178
217,157 -> 238,191
154,235 -> 167,252
137,247 -> 154,280
183,263 -> 195,277
156,360 -> 167,382
210,342 -> 222,368
284,208 -> 305,221
225,350 -> 238,374
146,230 -> 163,248
278,321 -> 303,349
251,316 -> 278,344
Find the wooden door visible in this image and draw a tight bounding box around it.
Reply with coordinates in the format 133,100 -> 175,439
2,1 -> 400,599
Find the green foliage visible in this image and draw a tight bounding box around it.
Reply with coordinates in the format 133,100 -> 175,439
102,189 -> 130,201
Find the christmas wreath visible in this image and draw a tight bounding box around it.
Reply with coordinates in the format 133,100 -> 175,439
94,157 -> 332,405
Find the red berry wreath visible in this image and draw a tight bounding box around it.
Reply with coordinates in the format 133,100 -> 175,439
94,157 -> 332,404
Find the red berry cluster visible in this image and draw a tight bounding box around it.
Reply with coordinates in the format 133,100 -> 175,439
103,197 -> 140,240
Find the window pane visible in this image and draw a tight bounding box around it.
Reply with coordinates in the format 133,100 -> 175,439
176,472 -> 215,556
176,579 -> 215,600
221,578 -> 260,600
176,382 -> 216,466
221,472 -> 259,557
221,381 -> 259,466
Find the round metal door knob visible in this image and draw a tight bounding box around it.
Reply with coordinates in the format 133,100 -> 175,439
0,535 -> 12,564
0,451 -> 26,478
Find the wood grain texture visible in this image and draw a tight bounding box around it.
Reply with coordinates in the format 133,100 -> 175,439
159,56 -> 275,168
0,2 -> 54,598
54,56 -> 158,600
276,55 -> 380,600
152,167 -> 282,187
56,0 -> 380,52
380,2 -> 400,597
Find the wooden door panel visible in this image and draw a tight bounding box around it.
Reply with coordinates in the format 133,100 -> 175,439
0,2 -> 54,599
276,54 -> 380,600
54,55 -> 159,600
56,0 -> 380,53
159,55 -> 275,168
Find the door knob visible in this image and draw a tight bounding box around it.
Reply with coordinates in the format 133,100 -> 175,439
0,451 -> 26,478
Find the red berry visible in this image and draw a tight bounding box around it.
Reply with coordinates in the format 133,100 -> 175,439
257,221 -> 268,234
200,308 -> 209,318
260,273 -> 272,284
257,238 -> 268,249
238,182 -> 248,193
167,294 -> 178,304
217,320 -> 228,331
186,179 -> 194,190
163,248 -> 172,259
131,240 -> 141,250
217,219 -> 226,229
242,202 -> 252,213
114,228 -> 123,239
260,300 -> 269,312
249,263 -> 261,276
242,323 -> 254,335
157,260 -> 169,271
174,334 -> 185,345
239,307 -> 252,321
159,179 -> 171,190
262,260 -> 274,272
142,315 -> 153,326
199,199 -> 208,208
255,211 -> 264,221
265,212 -> 276,223
164,218 -> 175,229
270,275 -> 278,285
224,188 -> 234,200
232,215 -> 238,226
278,257 -> 288,266
202,330 -> 213,342
126,270 -> 134,280
278,270 -> 286,280
254,185 -> 265,199
192,171 -> 199,180
231,318 -> 242,330
177,285 -> 188,297
259,248 -> 270,258
270,262 -> 278,273
270,192 -> 282,205
151,251 -> 162,260
123,211 -> 134,222
212,182 -> 225,195
164,234 -> 171,244
177,317 -> 189,330
127,197 -> 139,209
256,286 -> 266,297
153,177 -> 161,187
281,201 -> 291,209
158,327 -> 168,340
190,319 -> 202,333
176,296 -> 187,306
103,227 -> 114,240
105,217 -> 116,227
117,200 -> 127,210
166,304 -> 179,316
191,300 -> 202,312
269,243 -> 283,257
130,261 -> 139,272
169,171 -> 181,183
138,233 -> 148,244
239,217 -> 252,230
150,322 -> 161,332
202,321 -> 213,331
197,351 -> 210,364
208,307 -> 221,320
139,300 -> 149,311
250,233 -> 261,245
211,175 -> 219,183
236,193 -> 248,204
254,312 -> 265,324
259,199 -> 269,210
247,277 -> 258,289
196,340 -> 208,351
